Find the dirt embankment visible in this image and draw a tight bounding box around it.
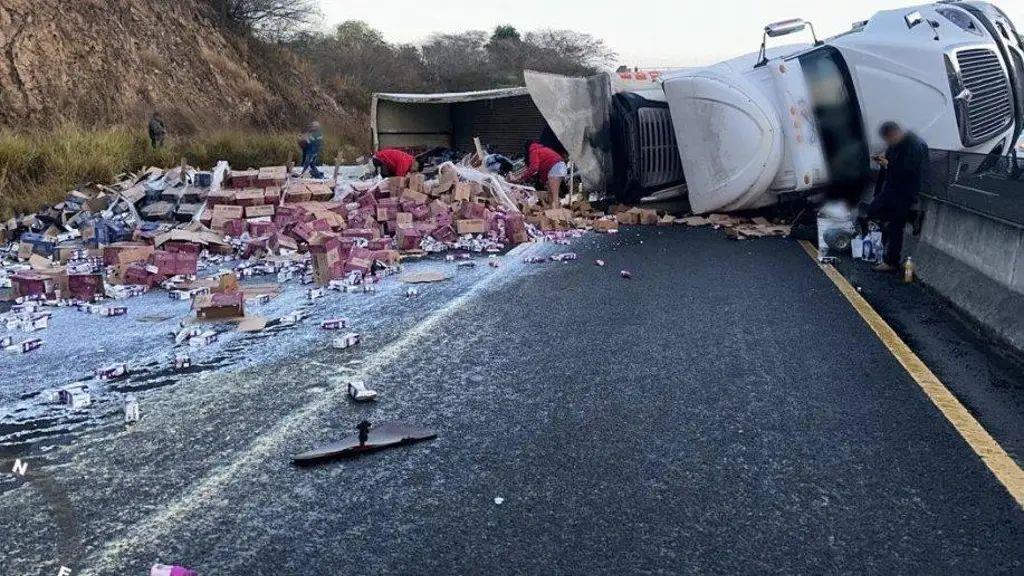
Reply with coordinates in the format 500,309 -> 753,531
0,0 -> 347,132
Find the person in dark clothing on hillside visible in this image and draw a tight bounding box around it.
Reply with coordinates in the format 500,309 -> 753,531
297,121 -> 325,179
867,121 -> 929,272
148,113 -> 166,148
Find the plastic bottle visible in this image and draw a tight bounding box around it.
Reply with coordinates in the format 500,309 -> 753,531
851,235 -> 864,259
903,257 -> 915,283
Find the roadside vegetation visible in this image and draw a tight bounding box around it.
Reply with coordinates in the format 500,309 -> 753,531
0,124 -> 367,219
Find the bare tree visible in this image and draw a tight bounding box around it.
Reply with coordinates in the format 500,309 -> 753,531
288,21 -> 430,109
211,0 -> 320,41
421,31 -> 493,92
523,30 -> 616,75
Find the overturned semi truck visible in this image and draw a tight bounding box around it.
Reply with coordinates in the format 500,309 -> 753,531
373,1 -> 1024,214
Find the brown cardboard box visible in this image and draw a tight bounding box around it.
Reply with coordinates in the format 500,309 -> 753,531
401,188 -> 429,205
544,208 -> 573,223
212,204 -> 244,220
235,189 -> 266,207
453,182 -> 472,202
307,183 -> 334,201
206,189 -> 236,205
615,210 -> 640,225
194,292 -> 245,320
245,204 -> 276,219
396,212 -> 414,227
456,219 -> 487,235
639,209 -> 659,225
429,199 -> 450,216
408,173 -> 425,193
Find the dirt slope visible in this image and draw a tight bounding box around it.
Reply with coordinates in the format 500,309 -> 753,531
0,0 -> 344,131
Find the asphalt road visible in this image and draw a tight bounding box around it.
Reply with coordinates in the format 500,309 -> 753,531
2,226 -> 1023,575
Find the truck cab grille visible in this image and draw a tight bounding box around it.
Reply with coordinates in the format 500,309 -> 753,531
633,108 -> 684,189
956,48 -> 1014,144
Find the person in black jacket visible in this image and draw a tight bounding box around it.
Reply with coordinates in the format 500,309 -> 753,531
148,112 -> 167,149
868,121 -> 929,272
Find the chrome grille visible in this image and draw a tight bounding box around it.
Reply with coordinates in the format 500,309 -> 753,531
636,108 -> 684,188
956,48 -> 1013,144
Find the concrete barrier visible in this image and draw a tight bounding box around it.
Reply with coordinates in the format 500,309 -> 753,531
908,196 -> 1024,352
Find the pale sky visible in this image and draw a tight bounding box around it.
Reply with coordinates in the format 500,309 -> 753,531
318,0 -> 1024,67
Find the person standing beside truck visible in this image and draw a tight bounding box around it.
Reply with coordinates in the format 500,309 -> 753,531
148,113 -> 166,149
868,121 -> 929,272
298,121 -> 325,179
517,141 -> 566,209
372,148 -> 420,178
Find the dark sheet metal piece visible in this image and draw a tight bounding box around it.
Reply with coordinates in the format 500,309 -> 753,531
292,422 -> 437,465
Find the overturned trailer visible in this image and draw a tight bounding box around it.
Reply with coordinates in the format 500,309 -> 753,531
371,88 -> 549,157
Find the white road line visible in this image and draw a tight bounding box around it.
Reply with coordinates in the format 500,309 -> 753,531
81,243 -> 539,574
952,183 -> 1000,198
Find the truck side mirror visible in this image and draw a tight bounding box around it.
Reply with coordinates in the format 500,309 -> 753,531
765,19 -> 808,38
757,19 -> 821,67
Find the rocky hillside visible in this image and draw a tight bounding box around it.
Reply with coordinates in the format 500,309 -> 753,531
0,0 -> 347,131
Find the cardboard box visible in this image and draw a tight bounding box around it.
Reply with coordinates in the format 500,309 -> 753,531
401,188 -> 429,205
68,273 -> 104,299
408,173 -> 426,193
194,292 -> 245,320
456,219 -> 487,235
212,204 -> 245,220
639,209 -> 659,225
396,212 -> 414,227
307,183 -> 334,201
11,272 -> 52,298
343,257 -> 372,275
545,208 -> 573,223
453,182 -> 472,202
245,204 -> 276,219
206,189 -> 236,205
248,220 -> 279,238
235,190 -> 266,207
174,252 -> 198,276
615,209 -> 640,225
461,201 -> 487,220
228,170 -> 259,188
395,226 -> 423,251
103,243 -> 154,267
284,184 -> 312,203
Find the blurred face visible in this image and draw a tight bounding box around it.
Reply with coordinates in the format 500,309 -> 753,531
883,128 -> 905,147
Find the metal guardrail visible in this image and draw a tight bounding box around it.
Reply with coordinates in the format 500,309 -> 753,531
923,149 -> 1024,229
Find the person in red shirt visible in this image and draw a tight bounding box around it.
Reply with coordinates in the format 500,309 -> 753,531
516,141 -> 567,208
372,148 -> 420,178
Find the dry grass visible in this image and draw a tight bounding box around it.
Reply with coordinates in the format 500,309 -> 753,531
0,124 -> 368,219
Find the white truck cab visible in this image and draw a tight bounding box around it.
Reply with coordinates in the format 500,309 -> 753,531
530,1 -> 1023,213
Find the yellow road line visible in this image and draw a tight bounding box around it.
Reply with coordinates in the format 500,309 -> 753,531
799,240 -> 1024,509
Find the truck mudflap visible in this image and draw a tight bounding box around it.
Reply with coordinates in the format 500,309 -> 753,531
524,70 -> 614,195
662,68 -> 784,213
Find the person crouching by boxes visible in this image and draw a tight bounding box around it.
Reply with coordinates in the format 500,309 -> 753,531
514,141 -> 566,209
